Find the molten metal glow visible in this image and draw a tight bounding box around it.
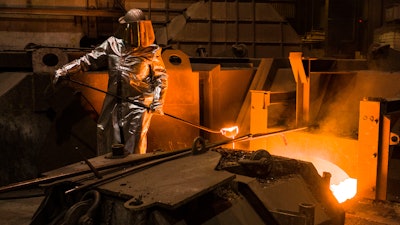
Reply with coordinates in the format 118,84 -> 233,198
330,178 -> 357,203
220,126 -> 239,138
220,126 -> 239,148
306,157 -> 357,204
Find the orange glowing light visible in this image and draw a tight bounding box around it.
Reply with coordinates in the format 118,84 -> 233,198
307,157 -> 357,204
220,126 -> 239,139
330,178 -> 357,203
220,126 -> 239,148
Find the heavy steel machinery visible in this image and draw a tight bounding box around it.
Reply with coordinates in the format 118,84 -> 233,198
1,136 -> 344,225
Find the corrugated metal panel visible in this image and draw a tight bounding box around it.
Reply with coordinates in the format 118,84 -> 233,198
167,1 -> 301,58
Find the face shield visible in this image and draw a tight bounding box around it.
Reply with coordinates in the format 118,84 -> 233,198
122,22 -> 141,47
120,21 -> 155,48
118,9 -> 155,48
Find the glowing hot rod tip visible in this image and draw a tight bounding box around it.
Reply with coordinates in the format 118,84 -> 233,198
220,126 -> 239,139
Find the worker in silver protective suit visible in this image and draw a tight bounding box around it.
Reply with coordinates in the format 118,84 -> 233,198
54,9 -> 168,154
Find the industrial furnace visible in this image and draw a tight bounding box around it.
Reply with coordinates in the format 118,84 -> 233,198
1,48 -> 400,224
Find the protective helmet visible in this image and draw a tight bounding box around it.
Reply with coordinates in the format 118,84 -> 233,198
118,8 -> 145,24
118,9 -> 155,48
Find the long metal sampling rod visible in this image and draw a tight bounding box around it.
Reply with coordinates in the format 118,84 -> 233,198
0,148 -> 191,194
62,78 -> 222,134
65,149 -> 193,194
0,126 -> 308,194
207,126 -> 309,148
65,126 -> 308,194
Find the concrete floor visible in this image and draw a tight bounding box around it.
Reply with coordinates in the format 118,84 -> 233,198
1,193 -> 400,225
342,197 -> 400,225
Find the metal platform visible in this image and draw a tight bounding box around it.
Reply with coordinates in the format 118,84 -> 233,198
2,192 -> 400,225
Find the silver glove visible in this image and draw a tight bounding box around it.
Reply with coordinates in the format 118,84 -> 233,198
53,68 -> 68,84
149,102 -> 164,115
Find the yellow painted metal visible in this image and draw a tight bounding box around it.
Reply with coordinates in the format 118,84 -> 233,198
376,115 -> 390,200
148,49 -> 200,151
70,71 -> 108,115
235,58 -> 274,137
198,64 -> 253,143
250,90 -> 270,150
358,100 -> 380,199
200,64 -> 222,133
289,52 -> 310,127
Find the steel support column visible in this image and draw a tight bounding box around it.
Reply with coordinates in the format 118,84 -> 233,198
289,52 -> 310,127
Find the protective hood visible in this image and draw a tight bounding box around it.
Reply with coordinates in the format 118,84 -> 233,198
121,20 -> 155,48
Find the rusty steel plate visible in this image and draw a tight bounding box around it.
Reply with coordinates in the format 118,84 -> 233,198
96,151 -> 235,211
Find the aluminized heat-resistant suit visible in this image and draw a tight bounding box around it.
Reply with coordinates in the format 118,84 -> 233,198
54,20 -> 168,154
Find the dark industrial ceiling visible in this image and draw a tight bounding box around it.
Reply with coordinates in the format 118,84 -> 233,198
0,0 -> 396,59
